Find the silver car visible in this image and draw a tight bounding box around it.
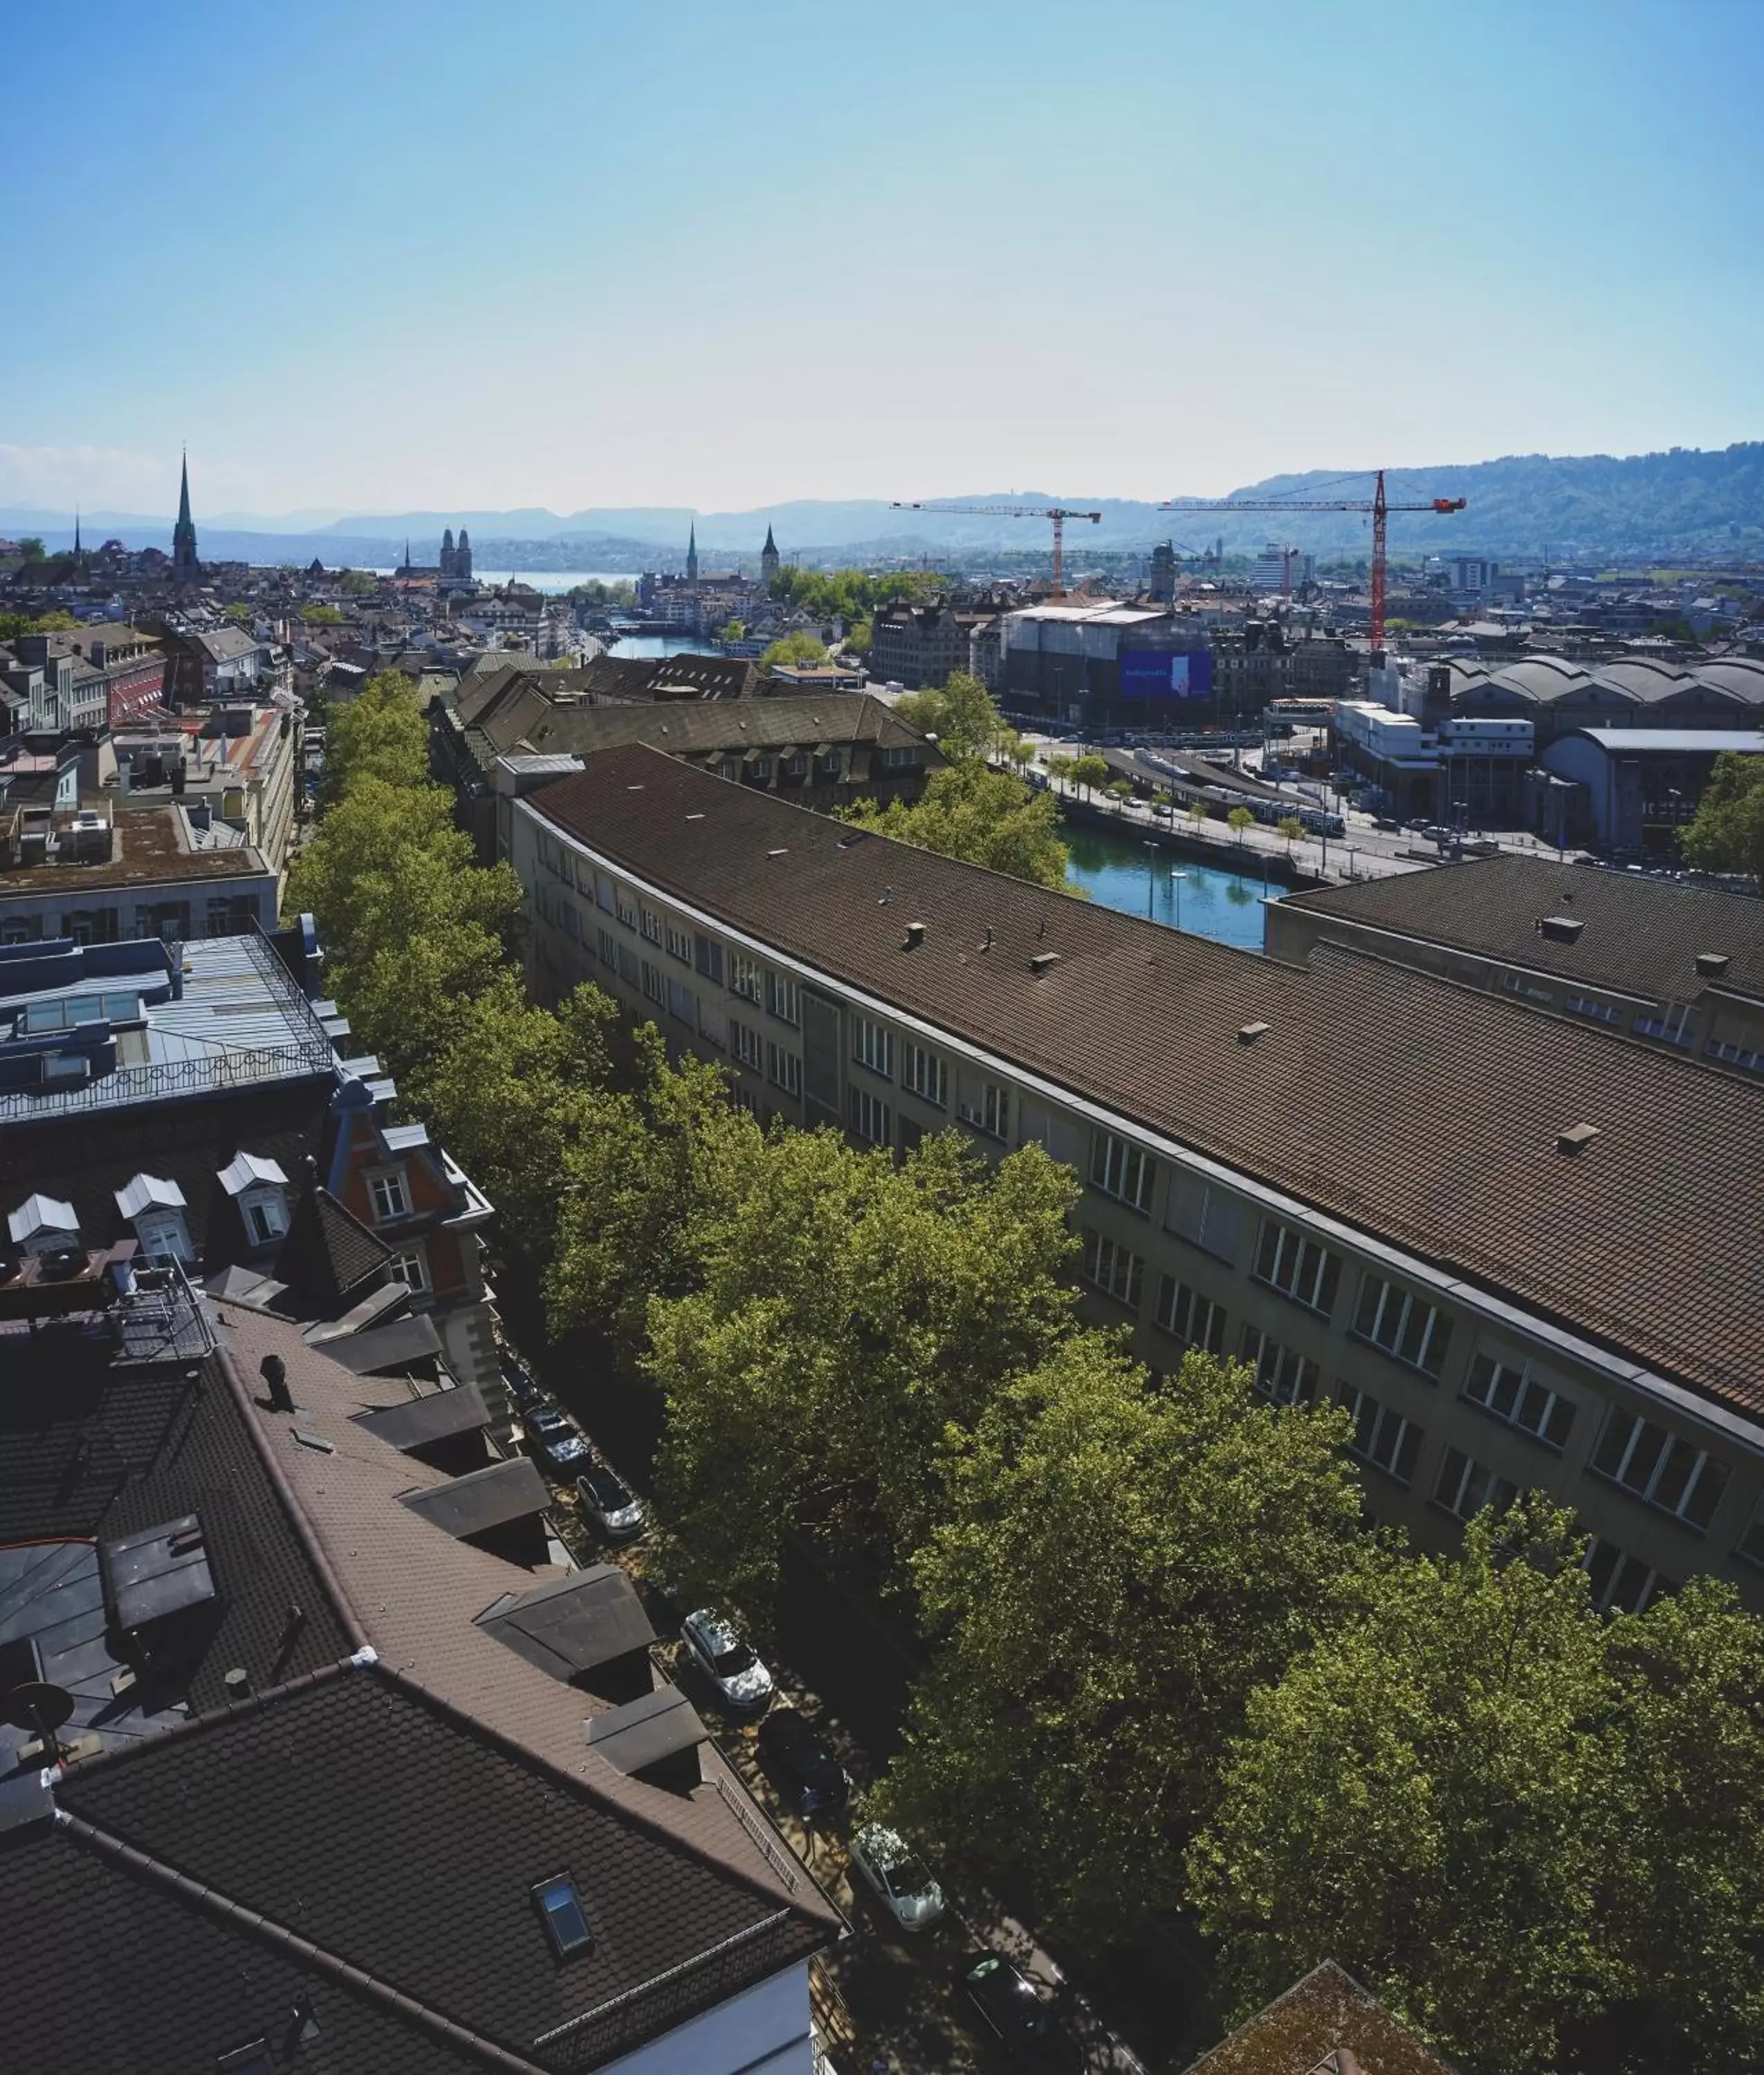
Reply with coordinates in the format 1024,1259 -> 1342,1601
847,1821 -> 946,1931
680,1607 -> 773,1712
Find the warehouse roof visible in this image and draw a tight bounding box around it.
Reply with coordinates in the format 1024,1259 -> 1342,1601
526,746 -> 1764,1417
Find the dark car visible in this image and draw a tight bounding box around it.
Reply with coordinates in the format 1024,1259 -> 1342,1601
502,1357 -> 544,1412
755,1707 -> 849,1817
962,1955 -> 1066,2063
525,1405 -> 591,1471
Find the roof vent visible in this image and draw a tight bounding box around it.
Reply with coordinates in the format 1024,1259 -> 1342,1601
625,783 -> 643,791
766,847 -> 788,858
1238,1020 -> 1271,1044
1028,950 -> 1060,975
1695,950 -> 1731,979
1537,915 -> 1584,943
1557,1122 -> 1600,1156
685,811 -> 705,821
903,921 -> 926,950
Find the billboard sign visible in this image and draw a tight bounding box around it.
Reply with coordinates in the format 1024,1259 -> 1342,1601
1118,649 -> 1214,699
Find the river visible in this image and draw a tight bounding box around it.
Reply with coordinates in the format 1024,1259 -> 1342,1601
1063,822 -> 1279,952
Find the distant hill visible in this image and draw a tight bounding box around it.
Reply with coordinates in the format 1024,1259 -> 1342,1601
8,443 -> 1761,566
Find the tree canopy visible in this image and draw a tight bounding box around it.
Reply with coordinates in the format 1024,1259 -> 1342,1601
892,672 -> 1009,761
761,630 -> 829,668
838,760 -> 1073,891
1680,750 -> 1764,886
767,565 -> 946,620
0,609 -> 78,638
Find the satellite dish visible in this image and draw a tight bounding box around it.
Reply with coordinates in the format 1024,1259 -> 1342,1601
3,1681 -> 75,1738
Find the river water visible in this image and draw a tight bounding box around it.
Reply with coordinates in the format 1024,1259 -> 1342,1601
1063,823 -> 1279,952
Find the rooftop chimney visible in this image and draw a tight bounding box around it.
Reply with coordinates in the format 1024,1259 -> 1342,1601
1695,950 -> 1731,979
903,921 -> 926,950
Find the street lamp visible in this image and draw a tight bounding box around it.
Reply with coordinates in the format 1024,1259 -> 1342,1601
1172,867 -> 1188,930
1143,840 -> 1158,918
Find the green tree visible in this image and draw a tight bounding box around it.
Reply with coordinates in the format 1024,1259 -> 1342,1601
643,1132 -> 1081,1618
339,568 -> 378,596
719,618 -> 745,643
881,1344 -> 1366,1950
1045,753 -> 1077,795
1276,813 -> 1303,855
1187,800 -> 1211,833
838,760 -> 1074,891
1186,1500 -> 1764,2075
1227,804 -> 1255,847
894,672 -> 1007,761
17,536 -> 46,560
761,630 -> 829,669
0,609 -> 78,638
1069,752 -> 1110,801
302,602 -> 344,625
224,602 -> 253,624
1680,750 -> 1764,887
845,614 -> 872,653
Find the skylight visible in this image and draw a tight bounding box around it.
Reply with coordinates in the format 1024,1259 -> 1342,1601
533,1873 -> 594,1959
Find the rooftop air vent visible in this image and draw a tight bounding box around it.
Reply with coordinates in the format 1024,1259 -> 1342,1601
685,811 -> 705,821
903,921 -> 927,950
1695,950 -> 1731,979
1238,1020 -> 1271,1044
1557,1122 -> 1600,1156
1537,915 -> 1584,943
1028,950 -> 1060,975
766,847 -> 788,858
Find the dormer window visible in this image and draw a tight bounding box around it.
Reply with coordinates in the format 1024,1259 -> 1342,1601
7,1193 -> 80,1258
368,1168 -> 410,1222
116,1175 -> 193,1264
217,1152 -> 291,1247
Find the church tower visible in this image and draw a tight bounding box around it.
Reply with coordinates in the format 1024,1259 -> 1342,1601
441,527 -> 456,579
172,452 -> 199,582
686,523 -> 699,585
456,528 -> 472,580
760,524 -> 780,592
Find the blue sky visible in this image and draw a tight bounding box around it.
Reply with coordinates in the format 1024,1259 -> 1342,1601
6,0 -> 1761,518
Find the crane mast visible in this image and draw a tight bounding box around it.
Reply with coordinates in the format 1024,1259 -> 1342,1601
892,502 -> 1103,599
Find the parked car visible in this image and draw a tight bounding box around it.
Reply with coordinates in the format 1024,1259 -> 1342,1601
502,1356 -> 544,1412
756,1707 -> 849,1817
961,1955 -> 1068,2065
847,1822 -> 945,1931
576,1461 -> 646,1540
680,1608 -> 773,1711
525,1405 -> 591,1471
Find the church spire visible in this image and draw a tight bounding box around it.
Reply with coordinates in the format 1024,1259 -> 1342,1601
686,522 -> 699,584
73,508 -> 82,558
172,448 -> 199,581
760,522 -> 780,591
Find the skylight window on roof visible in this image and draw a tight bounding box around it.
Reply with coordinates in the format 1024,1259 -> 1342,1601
533,1873 -> 594,1958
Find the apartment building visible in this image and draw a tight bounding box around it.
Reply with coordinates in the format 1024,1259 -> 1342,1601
502,745 -> 1764,1617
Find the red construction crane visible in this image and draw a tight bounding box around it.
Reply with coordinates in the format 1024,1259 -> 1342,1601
892,502 -> 1102,598
1161,470 -> 1465,652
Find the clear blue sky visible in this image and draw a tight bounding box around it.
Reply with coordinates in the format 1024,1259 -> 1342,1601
6,0 -> 1761,520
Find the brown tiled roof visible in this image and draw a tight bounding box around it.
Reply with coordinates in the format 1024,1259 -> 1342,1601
1283,854 -> 1764,1005
1184,1962 -> 1457,2075
527,748 -> 1764,1416
479,692 -> 928,764
276,1183 -> 394,1300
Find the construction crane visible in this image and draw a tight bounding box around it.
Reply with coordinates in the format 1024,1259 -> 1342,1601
1161,470 -> 1465,652
892,502 -> 1102,598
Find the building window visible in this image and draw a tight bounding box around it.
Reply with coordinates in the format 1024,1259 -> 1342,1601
596,928 -> 618,968
1433,1446 -> 1518,1523
901,1042 -> 946,1107
850,1085 -> 892,1146
640,905 -> 663,946
594,872 -> 617,915
389,1245 -> 430,1292
532,1874 -> 594,1960
1252,1219 -> 1341,1316
957,1076 -> 1010,1141
766,1041 -> 802,1098
615,887 -> 637,930
1081,1229 -> 1145,1310
368,1168 -> 410,1222
1591,1409 -> 1727,1532
665,977 -> 699,1027
731,1083 -> 762,1119
244,1194 -> 288,1246
1498,970 -> 1555,1007
1092,1132 -> 1155,1213
1462,1353 -> 1574,1450
1157,1276 -> 1226,1354
1353,1273 -> 1453,1379
614,943 -> 637,984
1635,1002 -> 1694,1046
1240,1325 -> 1319,1405
1736,1498 -> 1764,1571
1564,993 -> 1624,1026
1339,1383 -> 1422,1485
135,1212 -> 194,1264
693,934 -> 724,986
731,1018 -> 764,1071
1705,1035 -> 1764,1074
641,958 -> 665,1007
1584,1538 -> 1662,1614
665,919 -> 691,963
853,1015 -> 894,1080
730,952 -> 764,1004
767,972 -> 800,1026
879,745 -> 920,771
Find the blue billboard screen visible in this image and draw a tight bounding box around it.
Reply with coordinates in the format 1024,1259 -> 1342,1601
1118,649 -> 1214,699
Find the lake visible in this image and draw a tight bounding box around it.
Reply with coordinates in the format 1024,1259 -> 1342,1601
1063,822 -> 1279,952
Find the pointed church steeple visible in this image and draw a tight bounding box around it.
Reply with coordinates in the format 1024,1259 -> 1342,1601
686,523 -> 699,584
760,523 -> 780,591
172,449 -> 199,582
73,508 -> 82,560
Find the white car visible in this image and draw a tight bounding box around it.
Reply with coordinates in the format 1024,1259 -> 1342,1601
847,1822 -> 946,1931
680,1608 -> 773,1712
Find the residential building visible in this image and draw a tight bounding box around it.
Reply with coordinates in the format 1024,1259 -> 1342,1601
113,699 -> 302,870
1538,726 -> 1764,853
160,622 -> 268,705
506,745 -> 1764,1618
0,928 -> 501,1411
0,800 -> 275,944
0,1262 -> 838,2073
1268,853 -> 1764,1073
870,603 -> 971,690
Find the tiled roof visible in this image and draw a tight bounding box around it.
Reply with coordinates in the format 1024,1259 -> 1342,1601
0,1334 -> 352,1712
526,748 -> 1764,1416
1184,1962 -> 1457,2075
478,691 -> 928,764
275,1184 -> 394,1300
0,1819 -> 503,2075
57,1662 -> 827,2072
1283,854 -> 1764,1005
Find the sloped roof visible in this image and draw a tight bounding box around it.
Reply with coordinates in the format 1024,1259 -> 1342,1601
1184,1962 -> 1456,2075
275,1184 -> 394,1300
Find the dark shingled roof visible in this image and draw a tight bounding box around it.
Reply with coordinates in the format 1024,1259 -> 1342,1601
1184,1962 -> 1457,2075
57,1661 -> 829,2072
477,690 -> 927,765
1283,853 -> 1764,1006
277,1183 -> 394,1300
526,747 -> 1764,1417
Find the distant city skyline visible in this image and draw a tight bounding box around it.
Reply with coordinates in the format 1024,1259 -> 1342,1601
6,0 -> 1762,517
